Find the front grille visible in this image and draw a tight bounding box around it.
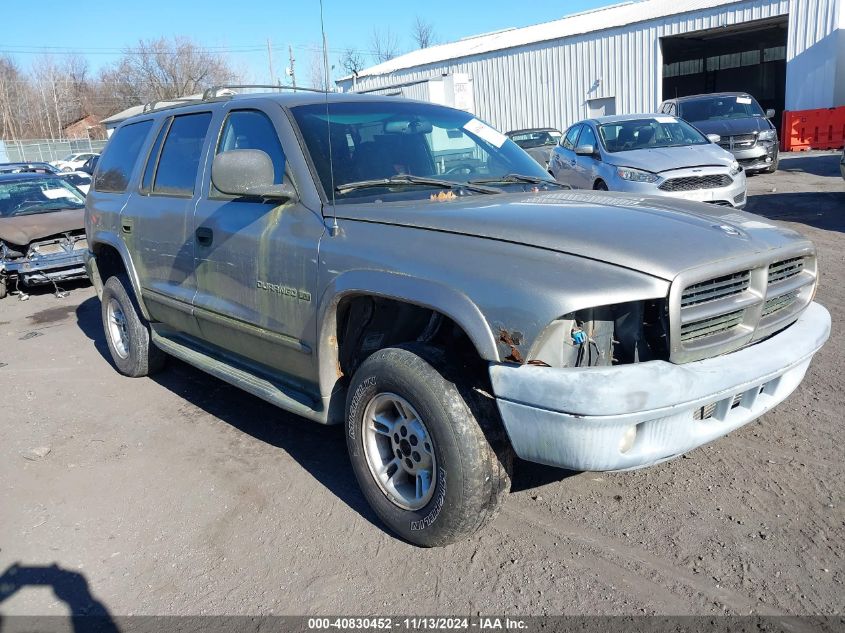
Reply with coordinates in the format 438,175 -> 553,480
763,291 -> 799,317
768,257 -> 804,284
681,271 -> 750,307
659,174 -> 733,192
719,134 -> 757,151
734,191 -> 746,204
680,309 -> 745,342
32,242 -> 64,255
72,238 -> 88,251
672,253 -> 815,363
694,393 -> 743,420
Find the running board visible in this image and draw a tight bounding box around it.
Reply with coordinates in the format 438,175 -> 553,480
151,331 -> 328,424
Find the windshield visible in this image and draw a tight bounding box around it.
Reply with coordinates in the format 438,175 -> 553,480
0,177 -> 86,217
290,101 -> 552,203
678,95 -> 765,122
598,117 -> 709,153
508,130 -> 561,149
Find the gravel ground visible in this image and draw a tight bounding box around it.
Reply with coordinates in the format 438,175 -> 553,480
0,151 -> 843,618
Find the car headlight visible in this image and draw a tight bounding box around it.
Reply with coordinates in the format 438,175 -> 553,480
617,167 -> 659,183
758,129 -> 777,142
729,161 -> 742,176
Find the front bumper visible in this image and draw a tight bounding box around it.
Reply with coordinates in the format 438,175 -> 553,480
731,140 -> 778,172
0,250 -> 87,286
489,302 -> 830,471
609,168 -> 747,208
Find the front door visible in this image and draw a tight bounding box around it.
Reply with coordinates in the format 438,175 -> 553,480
191,105 -> 324,389
572,124 -> 600,189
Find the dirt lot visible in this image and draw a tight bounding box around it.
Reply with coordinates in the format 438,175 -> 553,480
1,151 -> 843,618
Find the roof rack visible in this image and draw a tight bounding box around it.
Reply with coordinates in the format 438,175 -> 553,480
201,84 -> 331,100
141,96 -> 203,113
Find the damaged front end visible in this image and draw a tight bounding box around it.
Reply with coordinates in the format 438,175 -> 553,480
0,231 -> 88,297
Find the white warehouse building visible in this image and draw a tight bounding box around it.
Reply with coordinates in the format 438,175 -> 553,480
337,0 -> 844,135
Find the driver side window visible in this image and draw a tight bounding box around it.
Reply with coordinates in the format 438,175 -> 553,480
562,125 -> 581,150
576,125 -> 598,150
215,109 -> 286,188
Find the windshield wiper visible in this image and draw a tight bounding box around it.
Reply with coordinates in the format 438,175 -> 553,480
469,173 -> 560,186
335,174 -> 501,195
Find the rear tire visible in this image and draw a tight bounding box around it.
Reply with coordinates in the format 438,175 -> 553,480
0,277 -> 6,300
345,344 -> 511,547
101,274 -> 166,377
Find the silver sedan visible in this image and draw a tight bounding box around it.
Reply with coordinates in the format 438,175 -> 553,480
549,114 -> 747,208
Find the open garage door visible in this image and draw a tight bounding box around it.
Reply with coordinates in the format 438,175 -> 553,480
661,16 -> 787,130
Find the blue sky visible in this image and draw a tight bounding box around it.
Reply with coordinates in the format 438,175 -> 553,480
1,0 -> 618,84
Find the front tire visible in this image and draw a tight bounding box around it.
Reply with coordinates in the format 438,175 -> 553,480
345,344 -> 511,547
594,179 -> 608,190
101,275 -> 166,377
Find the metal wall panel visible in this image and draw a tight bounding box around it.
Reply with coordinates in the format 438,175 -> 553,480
785,0 -> 842,109
340,0 -> 841,130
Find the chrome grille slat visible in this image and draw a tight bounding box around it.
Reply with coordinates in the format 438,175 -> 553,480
768,257 -> 804,283
681,271 -> 750,307
762,291 -> 799,317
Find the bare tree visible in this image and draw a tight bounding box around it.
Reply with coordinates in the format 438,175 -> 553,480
340,47 -> 366,77
370,27 -> 401,64
101,36 -> 239,105
411,17 -> 436,49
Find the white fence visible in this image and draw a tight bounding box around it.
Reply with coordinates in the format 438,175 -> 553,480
0,138 -> 108,164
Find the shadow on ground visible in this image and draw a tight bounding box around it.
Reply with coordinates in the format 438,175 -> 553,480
776,153 -> 842,178
0,562 -> 118,632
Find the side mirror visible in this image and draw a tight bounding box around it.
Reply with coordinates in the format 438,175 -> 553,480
574,144 -> 596,156
765,109 -> 775,119
707,134 -> 721,144
211,149 -> 297,202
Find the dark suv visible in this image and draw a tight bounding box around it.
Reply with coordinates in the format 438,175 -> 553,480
660,92 -> 779,173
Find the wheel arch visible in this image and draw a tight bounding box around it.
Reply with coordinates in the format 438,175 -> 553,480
316,270 -> 499,403
90,232 -> 150,319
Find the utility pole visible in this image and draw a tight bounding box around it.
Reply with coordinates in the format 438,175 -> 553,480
287,45 -> 296,92
267,39 -> 275,85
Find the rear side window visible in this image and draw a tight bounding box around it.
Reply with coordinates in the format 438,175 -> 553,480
216,110 -> 286,187
152,112 -> 212,197
562,125 -> 581,150
94,120 -> 153,193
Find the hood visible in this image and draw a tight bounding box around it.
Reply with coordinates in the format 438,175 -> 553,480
336,192 -> 809,281
0,209 -> 85,247
605,144 -> 734,173
690,117 -> 773,137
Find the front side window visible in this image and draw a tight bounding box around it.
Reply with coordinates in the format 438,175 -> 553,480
94,120 -> 153,193
598,117 -> 709,153
0,177 -> 86,217
576,125 -> 598,149
290,101 -> 551,203
215,110 -> 286,190
678,95 -> 765,122
152,112 -> 212,196
562,125 -> 581,150
509,130 -> 561,149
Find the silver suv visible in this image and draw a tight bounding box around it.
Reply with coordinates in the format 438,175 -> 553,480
85,90 -> 830,547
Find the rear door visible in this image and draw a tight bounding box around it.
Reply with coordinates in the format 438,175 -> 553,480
190,103 -> 324,387
126,110 -> 213,337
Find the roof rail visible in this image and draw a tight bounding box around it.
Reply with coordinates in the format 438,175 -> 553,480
141,96 -> 203,113
202,84 -> 331,99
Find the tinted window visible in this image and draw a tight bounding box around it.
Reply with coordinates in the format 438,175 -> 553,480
576,125 -> 598,149
216,110 -> 286,187
678,95 -> 765,122
94,120 -> 153,193
141,118 -> 171,193
153,112 -> 212,196
562,125 -> 581,150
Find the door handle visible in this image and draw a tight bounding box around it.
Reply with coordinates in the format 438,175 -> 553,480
196,226 -> 213,246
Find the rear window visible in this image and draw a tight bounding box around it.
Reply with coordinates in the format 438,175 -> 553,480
152,112 -> 212,197
94,120 -> 153,193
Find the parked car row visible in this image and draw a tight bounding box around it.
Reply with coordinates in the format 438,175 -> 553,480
508,92 -> 780,209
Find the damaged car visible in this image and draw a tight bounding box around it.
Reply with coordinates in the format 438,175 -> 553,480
0,173 -> 88,299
